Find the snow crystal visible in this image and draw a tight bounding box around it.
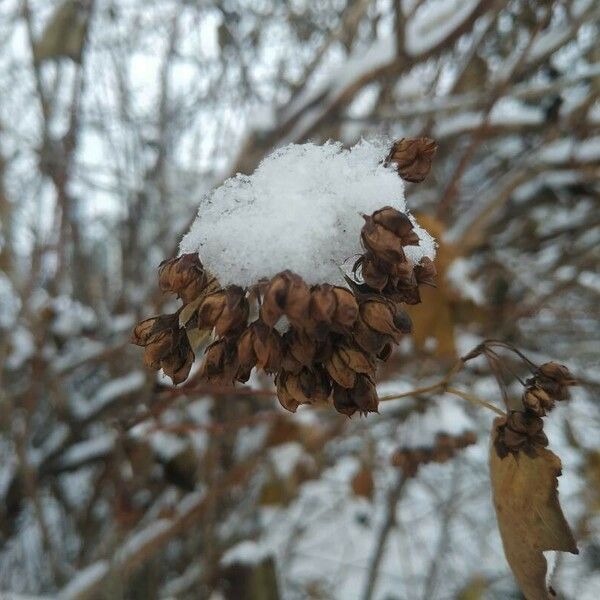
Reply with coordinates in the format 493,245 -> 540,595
180,140 -> 436,287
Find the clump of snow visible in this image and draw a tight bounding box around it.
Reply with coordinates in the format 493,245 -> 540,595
180,140 -> 436,287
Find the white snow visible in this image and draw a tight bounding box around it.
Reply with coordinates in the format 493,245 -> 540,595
61,561 -> 110,599
180,140 -> 436,287
221,540 -> 270,567
74,371 -> 146,420
54,433 -> 116,471
446,258 -> 485,305
0,272 -> 20,328
539,136 -> 600,164
434,98 -> 544,138
283,38 -> 396,125
405,0 -> 480,56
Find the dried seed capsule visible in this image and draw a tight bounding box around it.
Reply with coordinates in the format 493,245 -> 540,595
352,313 -> 391,355
355,253 -> 389,291
332,384 -> 357,417
237,320 -> 283,382
276,368 -> 331,413
359,297 -> 411,343
361,216 -> 406,265
326,348 -> 357,389
131,313 -> 194,384
331,286 -> 359,329
160,341 -> 194,385
200,338 -> 238,384
131,316 -> 164,347
326,343 -> 376,389
142,328 -> 176,370
351,374 -> 379,414
372,207 -> 420,246
414,257 -> 437,287
260,270 -> 311,327
538,362 -> 574,383
309,284 -> 337,324
522,386 -> 555,417
494,410 -> 548,458
276,372 -> 299,413
158,253 -> 208,304
284,328 -> 317,368
236,327 -> 257,382
197,285 -> 249,336
385,137 -> 438,183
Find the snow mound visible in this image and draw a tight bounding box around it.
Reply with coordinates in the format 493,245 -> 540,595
179,140 -> 436,287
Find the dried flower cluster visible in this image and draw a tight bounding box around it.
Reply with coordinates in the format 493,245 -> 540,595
132,139 -> 437,416
494,361 -> 576,458
391,431 -> 477,477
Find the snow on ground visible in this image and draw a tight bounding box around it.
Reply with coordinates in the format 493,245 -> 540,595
180,140 -> 436,287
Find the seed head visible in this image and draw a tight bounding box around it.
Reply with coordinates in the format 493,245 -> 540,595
385,137 -> 438,183
158,254 -> 208,304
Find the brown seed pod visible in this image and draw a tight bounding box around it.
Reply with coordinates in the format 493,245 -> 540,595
522,386 -> 555,417
331,286 -> 359,329
352,313 -> 391,355
372,207 -> 420,246
332,376 -> 379,416
158,253 -> 208,304
200,338 -> 238,384
354,253 -> 389,291
160,340 -> 194,385
538,362 -> 576,386
284,328 -> 317,369
276,367 -> 331,413
131,314 -> 174,348
385,137 -> 438,183
325,343 -> 376,389
196,285 -> 249,336
260,270 -> 311,327
236,320 -> 283,382
359,296 -> 412,343
131,313 -> 194,384
361,215 -> 406,265
414,257 -> 437,287
350,374 -> 379,414
494,411 -> 548,459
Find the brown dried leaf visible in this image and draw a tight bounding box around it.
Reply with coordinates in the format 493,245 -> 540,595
490,420 -> 577,600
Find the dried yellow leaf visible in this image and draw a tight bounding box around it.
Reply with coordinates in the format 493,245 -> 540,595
490,419 -> 577,600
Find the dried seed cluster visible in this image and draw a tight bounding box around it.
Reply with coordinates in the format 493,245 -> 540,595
494,362 -> 576,458
132,139 -> 438,416
391,431 -> 477,477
